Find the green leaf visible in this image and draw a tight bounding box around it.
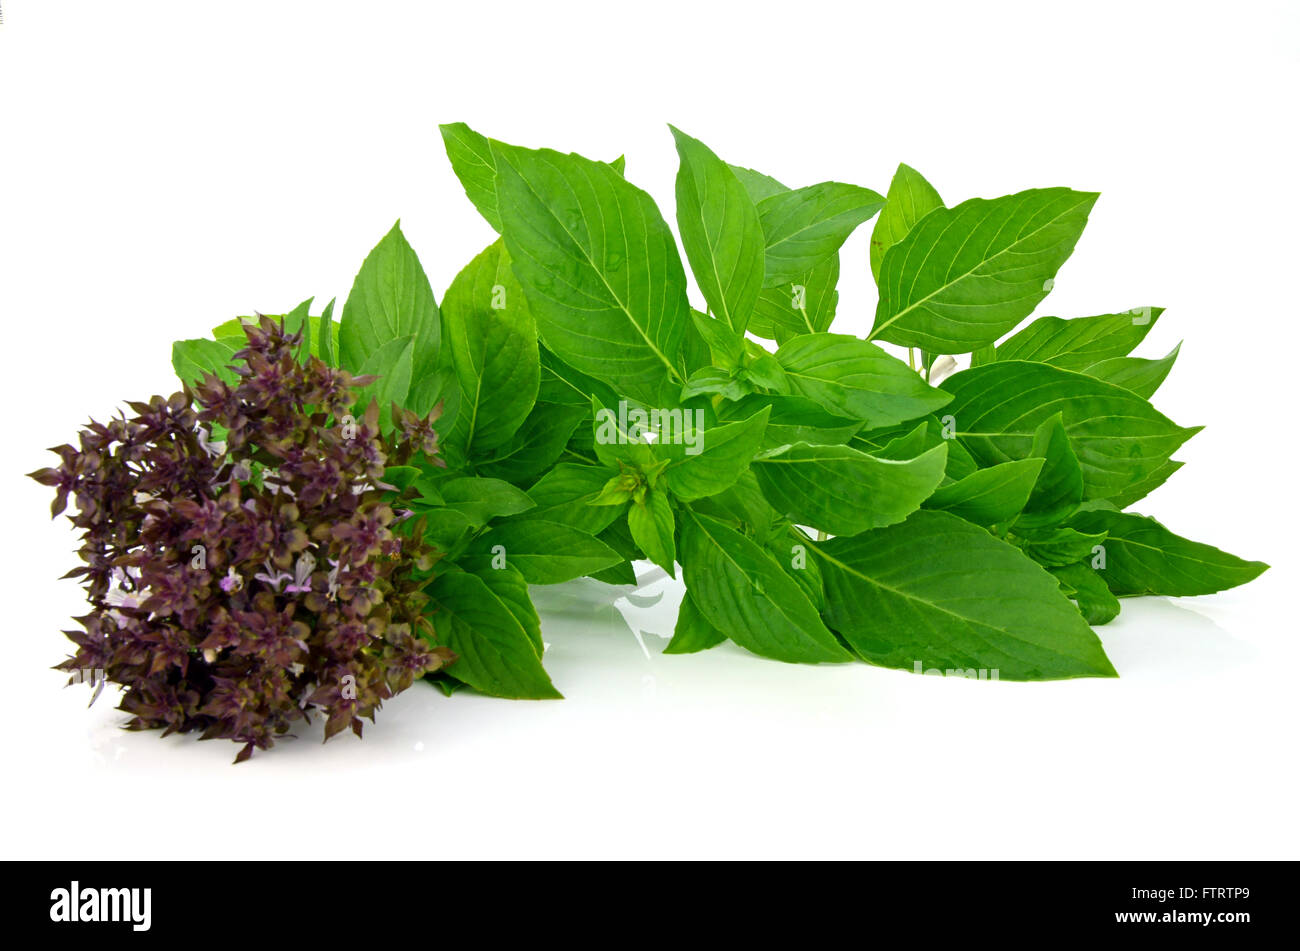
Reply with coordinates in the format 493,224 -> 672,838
590,560 -> 637,586
664,592 -> 727,654
628,490 -> 676,576
476,402 -> 587,484
750,254 -> 840,341
339,221 -> 441,382
775,333 -> 952,427
452,556 -> 545,653
728,164 -> 788,202
439,476 -> 536,527
817,510 -> 1117,680
466,519 -> 622,584
1015,412 -> 1085,530
172,338 -> 238,386
382,465 -> 423,491
994,308 -> 1163,369
1106,458 -> 1184,510
428,570 -> 560,699
870,188 -> 1099,353
352,335 -> 415,430
670,126 -> 765,333
1083,343 -> 1181,400
741,346 -> 790,393
680,511 -> 851,664
722,394 -> 862,449
870,162 -> 943,282
441,239 -> 540,455
663,405 -> 770,501
757,182 -> 884,286
492,141 -> 688,405
516,463 -> 625,535
679,367 -> 752,402
941,361 -> 1199,501
1066,509 -> 1268,596
922,458 -> 1043,525
753,442 -> 947,536
1012,526 -> 1108,568
1051,562 -> 1121,625
319,297 -> 338,366
440,121 -> 502,232
689,311 -> 745,368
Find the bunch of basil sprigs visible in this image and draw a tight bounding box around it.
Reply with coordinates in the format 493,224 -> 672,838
170,123 -> 1267,698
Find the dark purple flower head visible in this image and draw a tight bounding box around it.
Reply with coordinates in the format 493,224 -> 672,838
32,317 -> 452,762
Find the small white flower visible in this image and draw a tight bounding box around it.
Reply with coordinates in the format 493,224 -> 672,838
927,355 -> 959,385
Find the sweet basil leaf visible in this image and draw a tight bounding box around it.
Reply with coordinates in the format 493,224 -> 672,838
871,188 -> 1098,353
921,457 -> 1043,525
775,333 -> 952,427
1066,509 -> 1268,596
1051,562 -> 1121,625
492,140 -> 688,405
339,221 -> 440,382
817,510 -> 1117,679
1083,343 -> 1181,400
663,591 -> 727,654
439,476 -> 536,527
753,442 -> 947,536
428,570 -> 560,699
680,511 -> 851,664
671,126 -> 765,333
663,405 -> 770,501
941,361 -> 1199,501
442,239 -> 540,455
173,338 -> 238,386
869,162 -> 943,282
994,308 -> 1163,369
466,519 -> 622,584
757,182 -> 884,286
627,489 -> 676,576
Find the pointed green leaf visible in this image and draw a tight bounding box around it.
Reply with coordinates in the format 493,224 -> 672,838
628,489 -> 676,576
173,338 -> 238,386
941,361 -> 1199,501
870,188 -> 1099,353
440,121 -> 502,232
339,221 -> 440,381
663,405 -> 770,501
671,126 -> 765,333
995,308 -> 1163,369
476,402 -> 587,484
680,511 -> 851,664
753,442 -> 947,536
870,162 -> 943,282
922,457 -> 1043,524
664,592 -> 728,654
1067,509 -> 1269,596
1014,412 -> 1085,530
428,570 -> 560,699
1051,562 -> 1121,625
1083,343 -> 1180,400
442,240 -> 540,455
466,519 -> 622,585
757,182 -> 884,286
817,510 -> 1117,680
775,333 -> 952,427
492,141 -> 688,405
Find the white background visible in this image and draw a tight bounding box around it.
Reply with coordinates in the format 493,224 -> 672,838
1,0 -> 1296,859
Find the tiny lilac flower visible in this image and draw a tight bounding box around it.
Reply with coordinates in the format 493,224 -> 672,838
220,566 -> 244,594
254,559 -> 293,592
284,552 -> 316,594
